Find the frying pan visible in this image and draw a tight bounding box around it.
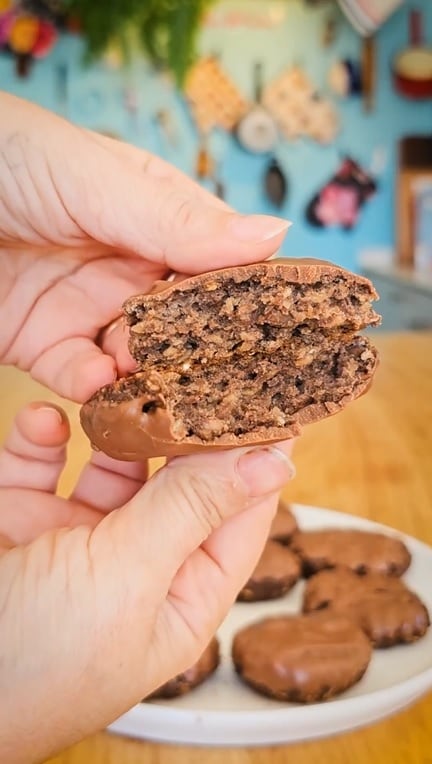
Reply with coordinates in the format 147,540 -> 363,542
392,9 -> 432,99
264,157 -> 288,208
236,62 -> 278,154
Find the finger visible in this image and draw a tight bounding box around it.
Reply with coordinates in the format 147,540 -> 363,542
163,441 -> 295,645
60,124 -> 291,271
14,251 -> 165,400
0,440 -> 294,762
71,450 -> 148,513
0,403 -> 70,492
0,490 -> 103,546
164,492 -> 280,640
3,96 -> 290,269
90,131 -> 231,213
113,441 -> 295,573
96,317 -> 136,378
31,337 -> 117,404
85,440 -> 295,695
90,443 -> 294,656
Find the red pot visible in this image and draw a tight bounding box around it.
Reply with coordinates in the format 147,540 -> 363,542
392,9 -> 432,100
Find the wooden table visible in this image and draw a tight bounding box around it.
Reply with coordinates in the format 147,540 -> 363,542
1,333 -> 432,764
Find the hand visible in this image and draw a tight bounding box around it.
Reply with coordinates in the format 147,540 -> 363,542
0,93 -> 289,402
0,403 -> 295,763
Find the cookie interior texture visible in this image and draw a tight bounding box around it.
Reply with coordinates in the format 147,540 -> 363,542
81,260 -> 380,458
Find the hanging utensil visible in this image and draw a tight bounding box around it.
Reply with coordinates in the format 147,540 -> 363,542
392,9 -> 432,100
235,61 -> 278,155
212,162 -> 225,201
264,156 -> 288,208
123,85 -> 140,136
195,132 -> 214,181
321,14 -> 339,48
214,178 -> 225,200
154,108 -> 179,147
361,35 -> 376,112
195,133 -> 225,200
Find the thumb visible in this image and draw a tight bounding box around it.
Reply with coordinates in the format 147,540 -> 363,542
83,442 -> 295,700
3,94 -> 289,269
73,138 -> 290,272
98,444 -> 295,593
0,443 -> 295,763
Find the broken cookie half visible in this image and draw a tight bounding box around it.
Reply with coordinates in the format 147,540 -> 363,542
80,258 -> 380,460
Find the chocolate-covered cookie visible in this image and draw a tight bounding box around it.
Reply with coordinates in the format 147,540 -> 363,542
232,612 -> 372,703
268,500 -> 298,544
81,259 -> 380,460
292,529 -> 411,577
145,637 -> 220,700
237,540 -> 301,602
303,568 -> 430,647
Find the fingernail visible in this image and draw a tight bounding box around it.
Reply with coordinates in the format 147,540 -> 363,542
102,316 -> 124,339
236,446 -> 296,498
229,214 -> 291,242
33,405 -> 64,426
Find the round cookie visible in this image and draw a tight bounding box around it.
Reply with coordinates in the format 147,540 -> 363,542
291,529 -> 411,577
237,540 -> 301,602
268,500 -> 298,544
145,637 -> 220,700
232,612 -> 372,703
303,568 -> 430,647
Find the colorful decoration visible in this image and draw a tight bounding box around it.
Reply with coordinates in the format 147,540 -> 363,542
305,157 -> 377,230
328,59 -> 363,98
0,0 -> 62,76
204,1 -> 286,30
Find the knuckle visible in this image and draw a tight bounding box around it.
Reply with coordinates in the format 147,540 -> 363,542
156,185 -> 196,238
172,197 -> 195,230
168,468 -> 240,539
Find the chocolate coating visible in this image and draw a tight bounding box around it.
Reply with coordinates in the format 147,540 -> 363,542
124,257 -> 379,309
237,539 -> 301,602
81,258 -> 380,460
292,529 -> 411,577
145,637 -> 220,700
232,612 -> 372,703
80,378 -> 374,461
303,568 -> 430,647
269,500 -> 298,544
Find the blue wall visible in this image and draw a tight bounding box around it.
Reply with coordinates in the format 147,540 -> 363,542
1,0 -> 431,271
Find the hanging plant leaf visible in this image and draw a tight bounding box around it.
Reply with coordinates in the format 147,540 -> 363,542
63,0 -> 214,87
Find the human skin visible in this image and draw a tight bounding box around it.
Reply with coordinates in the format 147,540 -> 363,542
0,94 -> 293,762
0,92 -> 289,403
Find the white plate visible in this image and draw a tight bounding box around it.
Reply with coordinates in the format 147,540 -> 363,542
109,505 -> 432,747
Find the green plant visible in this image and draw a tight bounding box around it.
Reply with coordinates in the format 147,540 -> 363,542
64,0 -> 215,86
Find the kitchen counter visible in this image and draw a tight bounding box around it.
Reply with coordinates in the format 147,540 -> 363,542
361,265 -> 432,332
363,262 -> 432,295
1,333 -> 431,764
